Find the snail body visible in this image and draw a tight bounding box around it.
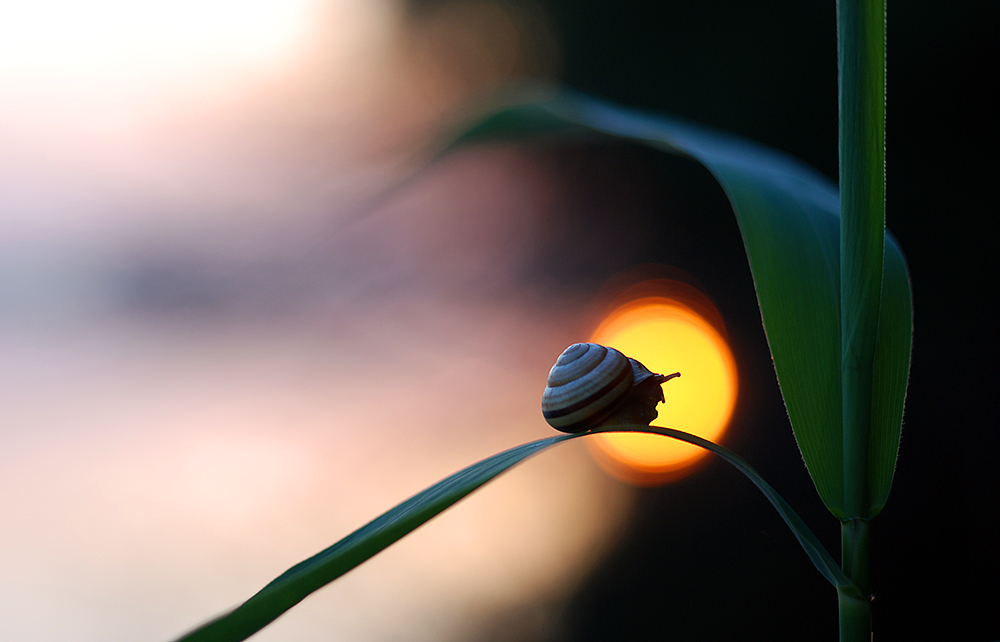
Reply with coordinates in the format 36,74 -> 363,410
541,343 -> 680,433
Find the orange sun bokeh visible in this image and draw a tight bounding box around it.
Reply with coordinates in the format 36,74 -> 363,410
588,282 -> 738,485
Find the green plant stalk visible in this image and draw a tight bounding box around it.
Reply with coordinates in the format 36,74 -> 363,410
838,0 -> 886,525
838,0 -> 884,636
839,518 -> 871,636
838,583 -> 871,642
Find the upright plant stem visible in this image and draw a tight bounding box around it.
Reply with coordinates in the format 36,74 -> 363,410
837,0 -> 885,637
839,518 -> 871,638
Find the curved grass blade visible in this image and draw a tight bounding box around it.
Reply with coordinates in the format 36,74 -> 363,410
592,425 -> 859,595
448,90 -> 912,518
173,423 -> 859,642
172,433 -> 576,642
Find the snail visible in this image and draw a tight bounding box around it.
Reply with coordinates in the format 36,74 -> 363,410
541,342 -> 681,433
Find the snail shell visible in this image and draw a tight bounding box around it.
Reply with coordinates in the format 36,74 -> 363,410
542,343 -> 680,433
541,343 -> 634,433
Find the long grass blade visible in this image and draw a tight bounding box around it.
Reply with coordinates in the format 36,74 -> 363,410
591,425 -> 859,593
173,423 -> 859,642
172,434 -> 575,642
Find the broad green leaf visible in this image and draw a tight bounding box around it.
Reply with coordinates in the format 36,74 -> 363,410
449,90 -> 912,518
173,424 -> 858,642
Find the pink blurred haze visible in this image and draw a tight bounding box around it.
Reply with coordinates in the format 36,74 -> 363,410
0,2 -> 634,641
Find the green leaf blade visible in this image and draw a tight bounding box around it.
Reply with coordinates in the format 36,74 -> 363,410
702,159 -> 844,517
452,91 -> 848,515
174,423 -> 861,642
448,90 -> 911,519
172,434 -> 576,642
591,425 -> 859,595
867,234 -> 912,516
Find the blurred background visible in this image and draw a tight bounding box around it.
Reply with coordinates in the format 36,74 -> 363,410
0,1 -> 994,640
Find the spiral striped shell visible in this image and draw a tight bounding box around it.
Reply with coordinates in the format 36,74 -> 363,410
541,343 -> 635,433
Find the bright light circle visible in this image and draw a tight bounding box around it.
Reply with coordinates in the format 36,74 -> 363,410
589,295 -> 738,485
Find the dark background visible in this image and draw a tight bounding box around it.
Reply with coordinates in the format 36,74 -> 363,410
411,0 -> 997,639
